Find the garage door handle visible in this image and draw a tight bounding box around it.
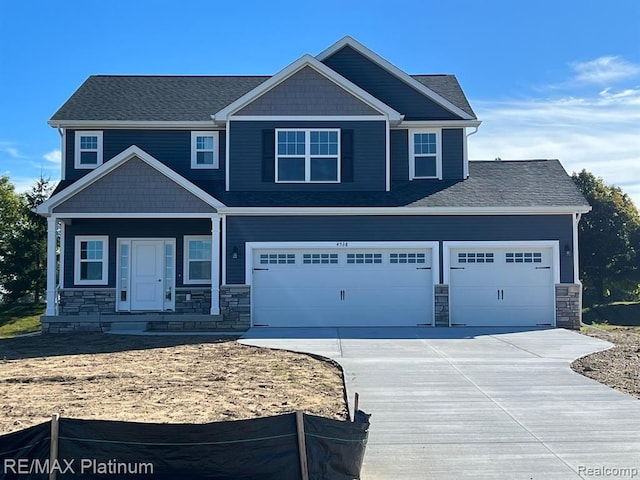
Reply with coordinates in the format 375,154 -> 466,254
497,289 -> 504,300
416,267 -> 431,270
450,267 -> 465,270
253,267 -> 269,271
339,289 -> 345,301
535,266 -> 551,269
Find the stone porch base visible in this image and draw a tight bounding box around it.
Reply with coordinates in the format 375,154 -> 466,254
41,313 -> 250,334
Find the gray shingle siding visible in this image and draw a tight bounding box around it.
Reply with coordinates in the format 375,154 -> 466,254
63,218 -> 211,288
225,214 -> 575,284
321,45 -> 472,121
228,120 -> 387,191
236,66 -> 380,116
54,157 -> 216,214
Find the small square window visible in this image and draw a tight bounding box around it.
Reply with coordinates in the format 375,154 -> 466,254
75,236 -> 108,285
410,130 -> 441,179
75,131 -> 103,169
184,236 -> 212,284
191,131 -> 219,169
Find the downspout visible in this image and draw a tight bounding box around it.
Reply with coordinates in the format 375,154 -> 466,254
464,126 -> 479,178
57,126 -> 66,181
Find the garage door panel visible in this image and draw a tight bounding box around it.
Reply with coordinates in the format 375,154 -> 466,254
449,246 -> 555,327
252,246 -> 434,327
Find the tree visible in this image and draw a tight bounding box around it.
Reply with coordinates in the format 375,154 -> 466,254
0,176 -> 54,303
572,170 -> 640,304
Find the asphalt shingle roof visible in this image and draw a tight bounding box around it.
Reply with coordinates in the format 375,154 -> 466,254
50,74 -> 475,122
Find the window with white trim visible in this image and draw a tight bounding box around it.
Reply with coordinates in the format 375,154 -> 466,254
458,252 -> 494,264
276,129 -> 340,182
74,131 -> 103,169
506,252 -> 542,263
184,236 -> 212,284
191,131 -> 219,169
303,253 -> 338,264
75,236 -> 108,285
260,253 -> 296,265
410,130 -> 441,179
347,253 -> 382,264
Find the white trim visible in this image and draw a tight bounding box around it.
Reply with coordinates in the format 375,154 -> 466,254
316,36 -> 474,121
50,120 -> 217,129
45,217 -> 57,315
385,118 -> 391,191
221,215 -> 227,288
221,206 -> 593,216
225,119 -> 230,191
275,128 -> 341,183
59,128 -> 67,181
36,145 -> 226,215
573,213 -> 581,283
214,54 -> 402,124
409,129 -> 442,180
397,120 -> 482,128
462,128 -> 469,179
74,131 -> 103,170
74,235 -> 109,286
245,240 -> 440,327
59,221 -> 66,290
229,115 -> 386,122
211,217 -> 221,315
45,212 -> 221,219
191,131 -> 219,169
442,240 -> 560,285
183,235 -> 213,285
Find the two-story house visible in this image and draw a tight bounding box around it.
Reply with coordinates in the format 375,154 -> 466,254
37,36 -> 590,333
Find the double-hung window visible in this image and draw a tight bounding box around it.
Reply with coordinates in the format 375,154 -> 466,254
276,129 -> 340,182
75,131 -> 103,169
410,130 -> 441,179
75,236 -> 108,285
184,236 -> 212,284
191,131 -> 219,169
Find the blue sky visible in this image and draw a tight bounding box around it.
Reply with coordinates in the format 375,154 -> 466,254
1,0 -> 639,205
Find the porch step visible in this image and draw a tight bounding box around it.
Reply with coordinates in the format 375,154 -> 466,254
108,321 -> 148,333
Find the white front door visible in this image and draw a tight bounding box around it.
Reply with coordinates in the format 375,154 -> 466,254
131,240 -> 165,311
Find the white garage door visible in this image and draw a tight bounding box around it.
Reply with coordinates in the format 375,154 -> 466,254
449,247 -> 556,327
252,247 -> 434,327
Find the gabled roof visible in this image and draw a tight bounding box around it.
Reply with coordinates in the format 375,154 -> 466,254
213,55 -> 402,123
317,36 -> 475,121
36,146 -> 226,216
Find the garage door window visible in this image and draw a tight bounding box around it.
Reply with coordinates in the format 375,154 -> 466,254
458,252 -> 494,264
303,253 -> 338,264
260,253 -> 296,265
347,253 -> 382,264
506,252 -> 542,263
390,253 -> 426,264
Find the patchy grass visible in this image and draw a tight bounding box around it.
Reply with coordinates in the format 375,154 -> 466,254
0,303 -> 44,338
582,302 -> 640,326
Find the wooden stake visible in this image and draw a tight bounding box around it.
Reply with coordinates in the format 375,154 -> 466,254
295,411 -> 309,480
353,392 -> 359,421
49,413 -> 60,480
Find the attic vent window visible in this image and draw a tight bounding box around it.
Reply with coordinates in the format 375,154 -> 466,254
191,131 -> 219,169
75,131 -> 103,169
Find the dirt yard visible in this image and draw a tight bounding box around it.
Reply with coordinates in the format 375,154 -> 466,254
572,326 -> 640,400
0,334 -> 348,434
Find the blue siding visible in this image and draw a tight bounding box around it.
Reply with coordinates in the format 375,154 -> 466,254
64,219 -> 212,288
65,130 -> 226,182
225,215 -> 575,284
322,46 -> 462,121
229,120 -> 387,191
442,128 -> 464,179
390,129 -> 409,186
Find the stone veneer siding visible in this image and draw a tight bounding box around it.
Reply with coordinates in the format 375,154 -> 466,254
555,283 -> 582,329
175,288 -> 211,314
434,284 -> 449,327
220,285 -> 251,327
59,289 -> 116,315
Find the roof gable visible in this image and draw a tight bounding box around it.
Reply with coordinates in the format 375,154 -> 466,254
317,36 -> 475,121
37,146 -> 225,216
214,55 -> 402,123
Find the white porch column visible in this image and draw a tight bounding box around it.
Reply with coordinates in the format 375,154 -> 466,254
45,216 -> 57,316
210,216 -> 221,315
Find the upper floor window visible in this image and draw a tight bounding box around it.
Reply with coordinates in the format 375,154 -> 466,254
75,131 -> 103,169
191,131 -> 219,169
410,130 -> 441,180
276,129 -> 340,183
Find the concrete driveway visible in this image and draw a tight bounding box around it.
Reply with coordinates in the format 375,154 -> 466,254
241,327 -> 640,479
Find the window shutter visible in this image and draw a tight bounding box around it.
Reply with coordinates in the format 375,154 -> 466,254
340,129 -> 354,183
262,129 -> 275,182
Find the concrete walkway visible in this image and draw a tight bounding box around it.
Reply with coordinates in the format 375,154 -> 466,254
241,327 -> 640,479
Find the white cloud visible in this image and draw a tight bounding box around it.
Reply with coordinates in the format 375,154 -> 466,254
570,56 -> 640,85
468,87 -> 640,207
43,149 -> 61,164
0,144 -> 25,159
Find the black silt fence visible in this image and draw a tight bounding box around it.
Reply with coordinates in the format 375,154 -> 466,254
0,411 -> 370,480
